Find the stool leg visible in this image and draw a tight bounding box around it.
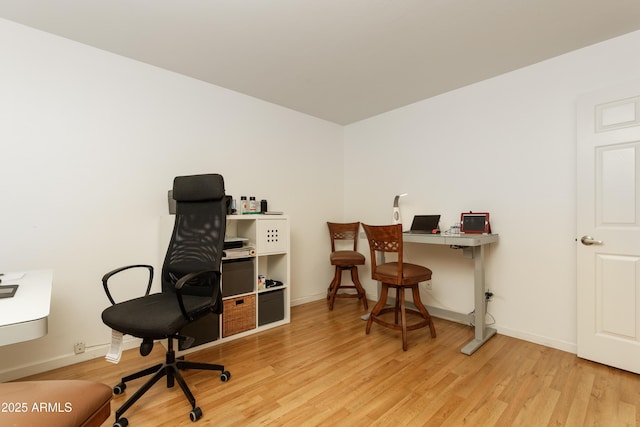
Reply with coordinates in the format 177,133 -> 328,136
367,284 -> 389,334
400,289 -> 408,351
327,266 -> 340,299
412,285 -> 436,338
350,266 -> 368,310
328,267 -> 342,310
394,288 -> 401,325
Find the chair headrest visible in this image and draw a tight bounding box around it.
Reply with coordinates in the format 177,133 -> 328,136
173,174 -> 225,201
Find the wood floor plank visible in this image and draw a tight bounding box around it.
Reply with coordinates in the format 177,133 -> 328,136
15,299 -> 640,426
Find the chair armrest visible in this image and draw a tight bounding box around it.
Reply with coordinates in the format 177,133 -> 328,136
174,270 -> 221,320
101,264 -> 154,306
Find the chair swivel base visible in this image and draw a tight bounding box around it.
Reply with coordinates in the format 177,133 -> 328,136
111,340 -> 230,427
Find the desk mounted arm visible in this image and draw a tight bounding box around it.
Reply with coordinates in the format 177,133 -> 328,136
102,264 -> 154,306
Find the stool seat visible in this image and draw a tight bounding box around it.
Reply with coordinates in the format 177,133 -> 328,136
330,250 -> 365,266
0,380 -> 112,427
326,222 -> 368,310
375,262 -> 432,284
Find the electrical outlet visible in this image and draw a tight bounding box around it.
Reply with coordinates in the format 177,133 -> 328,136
424,280 -> 433,291
73,342 -> 85,354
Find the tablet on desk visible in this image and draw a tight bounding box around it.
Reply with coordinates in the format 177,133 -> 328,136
0,285 -> 18,298
460,212 -> 491,234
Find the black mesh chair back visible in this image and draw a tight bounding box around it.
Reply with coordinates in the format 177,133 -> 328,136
162,174 -> 227,304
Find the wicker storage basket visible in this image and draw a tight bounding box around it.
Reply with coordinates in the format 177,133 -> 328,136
222,294 -> 256,337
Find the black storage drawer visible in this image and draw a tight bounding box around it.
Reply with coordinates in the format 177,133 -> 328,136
258,289 -> 285,326
222,258 -> 254,297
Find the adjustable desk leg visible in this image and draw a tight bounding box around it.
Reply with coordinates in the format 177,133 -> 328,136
460,244 -> 497,355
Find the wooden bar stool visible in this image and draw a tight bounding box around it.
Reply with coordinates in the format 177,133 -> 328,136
362,223 -> 436,350
327,222 -> 368,310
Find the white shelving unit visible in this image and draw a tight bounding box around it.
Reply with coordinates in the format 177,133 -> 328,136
223,214 -> 290,335
161,214 -> 290,352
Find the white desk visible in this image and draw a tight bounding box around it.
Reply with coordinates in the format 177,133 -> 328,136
403,233 -> 499,355
0,270 -> 53,345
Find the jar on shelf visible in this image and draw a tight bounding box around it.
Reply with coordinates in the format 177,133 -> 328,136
239,196 -> 248,214
249,196 -> 258,213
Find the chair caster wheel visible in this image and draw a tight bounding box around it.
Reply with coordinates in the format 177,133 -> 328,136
220,370 -> 231,382
190,407 -> 203,422
113,418 -> 128,427
113,383 -> 126,395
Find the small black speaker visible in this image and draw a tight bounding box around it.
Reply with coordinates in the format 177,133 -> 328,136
168,190 -> 176,214
225,196 -> 233,215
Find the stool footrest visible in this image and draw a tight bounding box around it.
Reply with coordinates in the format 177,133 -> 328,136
370,307 -> 430,331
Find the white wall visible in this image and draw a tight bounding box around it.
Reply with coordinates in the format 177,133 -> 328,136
0,19 -> 343,381
3,16 -> 640,381
344,30 -> 640,353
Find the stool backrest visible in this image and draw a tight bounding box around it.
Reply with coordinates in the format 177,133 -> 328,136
362,223 -> 404,284
327,222 -> 361,252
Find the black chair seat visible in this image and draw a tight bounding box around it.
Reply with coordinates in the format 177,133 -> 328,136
102,293 -> 213,339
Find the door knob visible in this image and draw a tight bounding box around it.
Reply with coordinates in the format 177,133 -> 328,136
581,236 -> 603,246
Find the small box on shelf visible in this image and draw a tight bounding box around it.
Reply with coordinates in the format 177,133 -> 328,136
258,289 -> 285,326
222,258 -> 255,297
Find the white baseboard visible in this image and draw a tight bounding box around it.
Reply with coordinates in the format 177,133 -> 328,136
495,325 -> 576,354
0,337 -> 141,383
291,293 -> 325,307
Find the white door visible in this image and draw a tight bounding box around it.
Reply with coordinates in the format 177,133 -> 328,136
577,81 -> 640,374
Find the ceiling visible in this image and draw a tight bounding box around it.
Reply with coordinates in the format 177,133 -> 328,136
2,1 -> 640,125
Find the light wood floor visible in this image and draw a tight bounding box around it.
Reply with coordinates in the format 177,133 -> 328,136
23,299 -> 640,426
